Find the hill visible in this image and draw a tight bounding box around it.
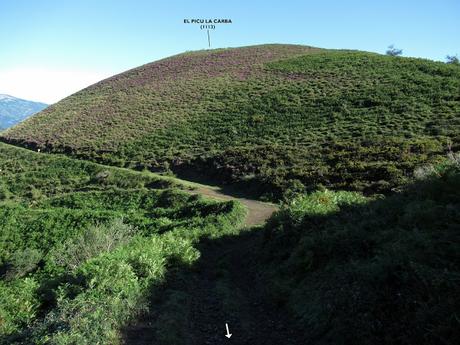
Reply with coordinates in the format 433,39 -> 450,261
2,44 -> 459,199
0,94 -> 47,130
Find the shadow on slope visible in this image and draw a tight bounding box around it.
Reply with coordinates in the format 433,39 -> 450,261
262,162 -> 460,345
124,161 -> 460,345
122,227 -> 306,345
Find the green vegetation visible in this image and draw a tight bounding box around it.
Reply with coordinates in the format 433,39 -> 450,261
0,142 -> 246,344
262,158 -> 460,344
1,45 -> 459,344
3,45 -> 459,199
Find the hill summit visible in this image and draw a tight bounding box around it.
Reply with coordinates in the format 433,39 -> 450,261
2,44 -> 459,199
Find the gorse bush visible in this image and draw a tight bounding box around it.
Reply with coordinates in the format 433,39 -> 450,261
5,248 -> 43,280
52,218 -> 135,270
0,142 -> 180,205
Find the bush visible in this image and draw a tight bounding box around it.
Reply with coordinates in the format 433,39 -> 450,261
31,234 -> 199,345
386,44 -> 403,56
6,248 -> 43,280
446,55 -> 459,64
0,278 -> 39,335
52,219 -> 135,270
0,183 -> 9,201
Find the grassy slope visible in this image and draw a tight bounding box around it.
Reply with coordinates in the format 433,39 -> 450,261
262,159 -> 460,344
2,45 -> 459,199
0,142 -> 246,344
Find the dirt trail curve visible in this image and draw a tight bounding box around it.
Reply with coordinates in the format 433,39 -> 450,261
188,184 -> 279,226
124,179 -> 305,345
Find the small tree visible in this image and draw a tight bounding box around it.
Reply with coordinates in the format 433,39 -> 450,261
386,45 -> 403,56
446,55 -> 459,64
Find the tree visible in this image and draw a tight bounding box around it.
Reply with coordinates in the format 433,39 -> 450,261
386,45 -> 403,56
446,55 -> 459,64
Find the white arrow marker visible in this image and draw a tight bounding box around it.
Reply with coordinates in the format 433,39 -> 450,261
225,323 -> 232,338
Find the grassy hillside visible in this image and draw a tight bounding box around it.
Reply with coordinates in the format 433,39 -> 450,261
0,142 -> 246,344
262,158 -> 460,344
2,45 -> 459,199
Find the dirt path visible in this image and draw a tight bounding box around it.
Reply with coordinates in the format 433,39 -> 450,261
189,185 -> 279,226
123,179 -> 304,344
183,234 -> 304,345
123,232 -> 305,345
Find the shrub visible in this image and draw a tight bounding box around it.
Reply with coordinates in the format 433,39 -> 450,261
33,234 -> 199,345
5,248 -> 43,280
0,188 -> 8,201
386,44 -> 403,56
0,278 -> 39,335
52,219 -> 135,270
446,55 -> 459,64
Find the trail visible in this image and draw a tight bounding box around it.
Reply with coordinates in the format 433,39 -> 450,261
123,179 -> 305,345
187,184 -> 279,226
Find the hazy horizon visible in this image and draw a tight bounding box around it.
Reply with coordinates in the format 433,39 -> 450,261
1,0 -> 459,104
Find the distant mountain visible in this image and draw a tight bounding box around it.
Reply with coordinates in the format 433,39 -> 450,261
0,94 -> 47,130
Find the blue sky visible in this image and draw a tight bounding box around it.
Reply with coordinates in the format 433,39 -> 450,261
0,0 -> 459,103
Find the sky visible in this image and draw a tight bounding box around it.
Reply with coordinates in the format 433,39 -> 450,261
0,0 -> 459,104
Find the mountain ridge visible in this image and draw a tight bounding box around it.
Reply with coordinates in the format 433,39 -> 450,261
0,94 -> 47,130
